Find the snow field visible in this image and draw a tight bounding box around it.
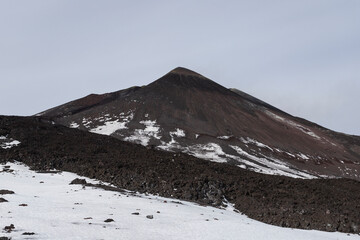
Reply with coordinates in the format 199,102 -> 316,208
0,162 -> 358,240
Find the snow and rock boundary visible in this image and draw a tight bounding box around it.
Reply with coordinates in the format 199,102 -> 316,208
1,116 -> 360,234
1,162 -> 359,240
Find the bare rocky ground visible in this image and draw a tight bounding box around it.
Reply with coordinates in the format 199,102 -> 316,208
0,116 -> 360,233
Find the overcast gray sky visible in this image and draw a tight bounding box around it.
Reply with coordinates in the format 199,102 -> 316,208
1,0 -> 359,135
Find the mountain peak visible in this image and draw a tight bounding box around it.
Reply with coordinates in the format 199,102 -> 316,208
37,66 -> 360,182
148,67 -> 231,95
168,67 -> 206,78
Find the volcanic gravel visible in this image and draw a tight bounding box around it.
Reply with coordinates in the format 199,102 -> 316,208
0,116 -> 359,233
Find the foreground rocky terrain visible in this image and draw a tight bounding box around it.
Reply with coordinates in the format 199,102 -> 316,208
38,67 -> 360,180
1,116 -> 359,234
2,162 -> 358,240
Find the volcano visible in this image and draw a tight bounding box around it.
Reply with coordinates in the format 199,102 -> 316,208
38,67 -> 360,180
2,67 -> 360,234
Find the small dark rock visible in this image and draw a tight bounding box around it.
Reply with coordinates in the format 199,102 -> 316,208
0,198 -> 8,203
19,203 -> 28,207
4,224 -> 15,233
104,218 -> 114,223
0,190 -> 14,195
22,232 -> 35,235
0,237 -> 11,240
146,215 -> 154,219
132,212 -> 140,215
70,178 -> 87,185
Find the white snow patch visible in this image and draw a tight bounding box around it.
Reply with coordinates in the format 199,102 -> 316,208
0,135 -> 6,140
170,128 -> 185,138
157,140 -> 179,151
0,138 -> 21,149
239,164 -> 247,169
230,146 -> 316,179
159,139 -> 315,179
89,112 -> 134,136
92,114 -> 113,123
157,129 -> 186,151
297,153 -> 310,160
90,120 -> 128,135
69,122 -> 80,129
124,120 -> 161,146
217,136 -> 231,140
0,162 -> 357,240
140,120 -> 161,138
186,143 -> 228,163
241,137 -> 273,151
306,131 -> 320,139
266,111 -> 321,140
82,117 -> 93,127
285,152 -> 296,158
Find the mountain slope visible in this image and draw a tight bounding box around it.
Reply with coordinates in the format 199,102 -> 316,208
1,116 -> 360,233
1,162 -> 358,240
38,67 -> 360,180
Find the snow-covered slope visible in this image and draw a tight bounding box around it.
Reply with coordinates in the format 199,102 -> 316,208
1,162 -> 358,240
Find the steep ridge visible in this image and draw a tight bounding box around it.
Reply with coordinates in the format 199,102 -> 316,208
38,67 -> 360,180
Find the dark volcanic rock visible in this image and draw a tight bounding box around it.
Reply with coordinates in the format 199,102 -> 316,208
0,198 -> 8,203
3,224 -> 15,233
22,232 -> 35,235
70,178 -> 87,185
0,116 -> 360,233
0,190 -> 15,195
104,218 -> 114,223
38,67 -> 360,180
